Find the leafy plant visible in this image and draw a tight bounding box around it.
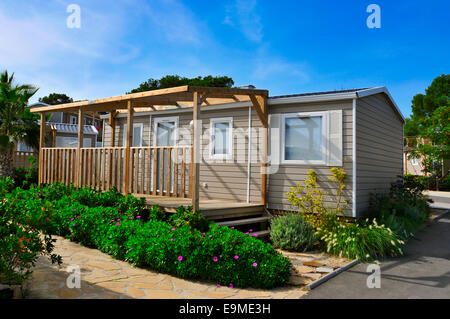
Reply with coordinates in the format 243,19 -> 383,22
286,170 -> 326,215
168,206 -> 211,232
270,214 -> 317,252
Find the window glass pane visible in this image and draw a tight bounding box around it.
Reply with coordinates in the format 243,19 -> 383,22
133,126 -> 142,146
284,116 -> 322,161
213,122 -> 230,155
156,121 -> 176,146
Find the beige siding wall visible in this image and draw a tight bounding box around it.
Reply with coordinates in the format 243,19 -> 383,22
267,100 -> 354,216
102,100 -> 355,215
355,93 -> 404,216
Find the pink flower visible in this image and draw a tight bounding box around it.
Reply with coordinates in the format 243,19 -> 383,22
136,216 -> 141,219
70,218 -> 74,221
213,257 -> 218,262
253,262 -> 258,267
117,219 -> 121,221
77,216 -> 81,219
249,229 -> 253,232
115,222 -> 120,226
216,284 -> 220,288
234,255 -> 239,260
229,283 -> 233,289
230,227 -> 235,229
252,233 -> 258,237
244,232 -> 249,235
202,232 -> 205,236
171,238 -> 175,241
171,228 -> 176,231
72,209 -> 76,212
209,235 -> 212,238
178,256 -> 183,261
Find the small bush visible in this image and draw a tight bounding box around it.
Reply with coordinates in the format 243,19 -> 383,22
317,214 -> 404,261
168,206 -> 211,232
270,214 -> 317,252
12,166 -> 38,189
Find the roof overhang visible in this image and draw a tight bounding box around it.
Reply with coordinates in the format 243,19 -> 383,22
29,85 -> 269,114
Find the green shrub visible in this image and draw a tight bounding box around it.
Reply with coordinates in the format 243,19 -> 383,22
403,174 -> 429,191
317,214 -> 404,261
0,177 -> 14,199
168,206 -> 211,232
125,222 -> 291,288
270,214 -> 317,252
12,166 -> 38,189
1,183 -> 291,289
368,181 -> 430,240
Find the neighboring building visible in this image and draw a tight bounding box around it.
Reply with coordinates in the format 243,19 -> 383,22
26,102 -> 101,148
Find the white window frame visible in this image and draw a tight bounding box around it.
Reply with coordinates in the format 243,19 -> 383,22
209,117 -> 233,160
153,116 -> 179,146
280,111 -> 328,165
123,123 -> 144,147
69,115 -> 77,125
412,157 -> 419,165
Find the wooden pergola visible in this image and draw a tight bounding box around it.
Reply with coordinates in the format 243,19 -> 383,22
30,85 -> 269,211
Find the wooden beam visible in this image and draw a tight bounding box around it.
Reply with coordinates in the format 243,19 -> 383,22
191,92 -> 201,212
124,101 -> 133,195
38,112 -> 46,185
108,111 -> 118,147
260,96 -> 268,206
249,95 -> 268,127
76,108 -> 85,187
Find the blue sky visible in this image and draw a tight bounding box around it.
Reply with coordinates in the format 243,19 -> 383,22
0,0 -> 449,117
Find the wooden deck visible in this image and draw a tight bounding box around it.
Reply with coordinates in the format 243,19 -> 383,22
133,194 -> 265,220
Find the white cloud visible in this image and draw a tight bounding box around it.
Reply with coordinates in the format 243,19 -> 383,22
224,0 -> 263,42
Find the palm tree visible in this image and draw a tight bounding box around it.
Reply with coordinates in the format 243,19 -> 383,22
0,71 -> 39,178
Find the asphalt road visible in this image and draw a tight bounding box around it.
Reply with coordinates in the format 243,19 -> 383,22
303,212 -> 450,299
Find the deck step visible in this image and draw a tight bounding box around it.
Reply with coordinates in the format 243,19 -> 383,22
216,216 -> 271,227
203,205 -> 265,220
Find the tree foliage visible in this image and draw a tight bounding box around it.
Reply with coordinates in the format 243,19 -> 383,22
0,71 -> 39,177
405,74 -> 449,181
127,75 -> 234,94
38,93 -> 73,105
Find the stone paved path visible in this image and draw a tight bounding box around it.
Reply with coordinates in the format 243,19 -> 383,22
24,236 -> 349,299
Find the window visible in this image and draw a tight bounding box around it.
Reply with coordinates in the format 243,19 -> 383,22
69,115 -> 77,125
55,136 -> 92,148
153,117 -> 178,146
412,157 -> 419,165
123,123 -> 144,147
281,112 -> 327,164
17,141 -> 33,152
210,117 -> 233,160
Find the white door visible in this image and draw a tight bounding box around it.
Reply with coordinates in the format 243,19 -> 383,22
153,117 -> 178,193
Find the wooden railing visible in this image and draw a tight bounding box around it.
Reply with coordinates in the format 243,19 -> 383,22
40,146 -> 193,198
13,151 -> 38,169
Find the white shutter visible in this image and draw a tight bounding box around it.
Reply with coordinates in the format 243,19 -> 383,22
327,110 -> 343,166
269,114 -> 281,170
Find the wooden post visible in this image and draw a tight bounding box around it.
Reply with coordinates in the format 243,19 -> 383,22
39,112 -> 46,185
191,92 -> 201,212
51,129 -> 56,147
261,96 -> 268,206
109,111 -> 116,147
124,101 -> 133,195
77,108 -> 85,187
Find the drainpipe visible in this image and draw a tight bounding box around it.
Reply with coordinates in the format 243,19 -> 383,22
247,105 -> 252,203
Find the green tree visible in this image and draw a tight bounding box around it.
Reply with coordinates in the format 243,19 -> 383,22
127,75 -> 234,94
406,74 -> 449,186
38,93 -> 73,105
0,71 -> 39,178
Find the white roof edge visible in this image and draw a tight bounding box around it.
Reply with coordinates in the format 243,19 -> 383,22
356,86 -> 405,123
